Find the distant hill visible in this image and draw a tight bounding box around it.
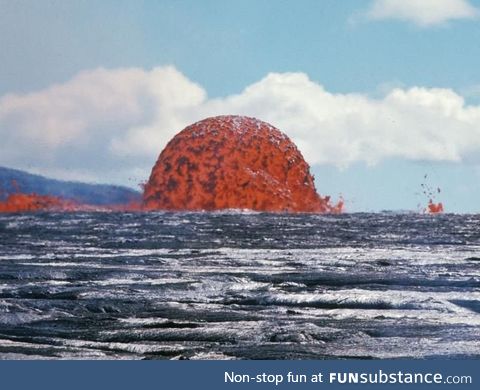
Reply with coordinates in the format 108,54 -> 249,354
0,166 -> 142,206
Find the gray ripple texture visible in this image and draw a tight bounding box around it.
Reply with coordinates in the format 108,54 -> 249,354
0,212 -> 479,360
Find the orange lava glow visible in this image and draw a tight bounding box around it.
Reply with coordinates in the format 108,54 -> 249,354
0,192 -> 77,213
143,115 -> 343,213
0,191 -> 144,213
1,116 -> 344,214
420,175 -> 444,214
0,179 -> 143,213
427,199 -> 444,214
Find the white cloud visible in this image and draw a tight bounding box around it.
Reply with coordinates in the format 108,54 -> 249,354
0,66 -> 206,185
1,66 -> 480,186
201,73 -> 480,166
364,0 -> 479,26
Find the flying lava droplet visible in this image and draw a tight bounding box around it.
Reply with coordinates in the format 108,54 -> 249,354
143,115 -> 343,213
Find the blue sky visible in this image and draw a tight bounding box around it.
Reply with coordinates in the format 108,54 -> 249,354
1,0 -> 480,212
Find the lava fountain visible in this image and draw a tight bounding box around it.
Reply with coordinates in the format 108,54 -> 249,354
143,115 -> 342,213
420,175 -> 444,214
427,199 -> 444,214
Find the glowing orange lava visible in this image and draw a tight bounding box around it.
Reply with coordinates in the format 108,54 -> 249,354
420,175 -> 444,214
0,191 -> 144,213
0,179 -> 143,213
427,199 -> 444,214
0,192 -> 76,213
1,116 -> 343,214
143,115 -> 342,213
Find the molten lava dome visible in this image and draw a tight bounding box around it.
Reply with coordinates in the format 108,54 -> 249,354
143,115 -> 342,213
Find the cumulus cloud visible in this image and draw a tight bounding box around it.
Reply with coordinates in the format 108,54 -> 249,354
363,0 -> 479,26
0,66 -> 206,185
1,65 -> 480,186
202,73 -> 480,166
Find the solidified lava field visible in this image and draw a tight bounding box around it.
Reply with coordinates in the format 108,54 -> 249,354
0,212 -> 478,359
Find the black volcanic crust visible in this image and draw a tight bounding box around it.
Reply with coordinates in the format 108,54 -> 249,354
0,166 -> 141,206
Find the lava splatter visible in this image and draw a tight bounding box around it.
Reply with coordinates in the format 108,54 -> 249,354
420,174 -> 444,214
427,199 -> 444,214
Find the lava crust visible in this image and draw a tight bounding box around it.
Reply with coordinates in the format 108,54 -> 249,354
143,115 -> 341,212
